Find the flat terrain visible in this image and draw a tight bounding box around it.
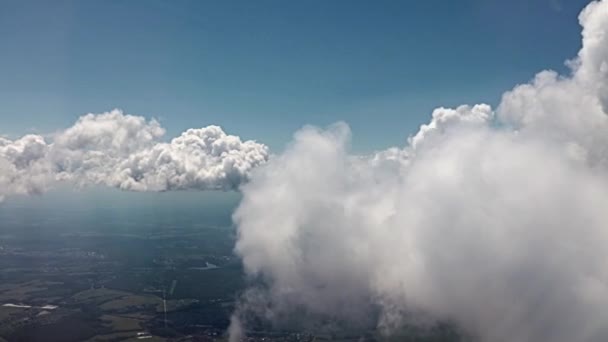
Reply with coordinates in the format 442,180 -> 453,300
0,195 -> 463,342
0,198 -> 242,341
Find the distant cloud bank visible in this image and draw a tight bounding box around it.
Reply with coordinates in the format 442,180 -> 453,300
230,1 -> 608,341
0,110 -> 269,201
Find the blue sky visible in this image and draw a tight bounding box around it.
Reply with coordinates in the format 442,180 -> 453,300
0,0 -> 592,152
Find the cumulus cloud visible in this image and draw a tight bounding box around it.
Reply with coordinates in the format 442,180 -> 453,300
0,109 -> 269,200
409,104 -> 493,150
230,1 -> 608,341
0,135 -> 52,201
111,126 -> 270,191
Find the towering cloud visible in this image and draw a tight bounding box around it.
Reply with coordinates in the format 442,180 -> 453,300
0,110 -> 269,200
231,1 -> 608,341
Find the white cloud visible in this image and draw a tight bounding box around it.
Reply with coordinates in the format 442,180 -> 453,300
108,126 -> 270,191
0,134 -> 52,201
409,104 -> 493,150
50,110 -> 166,187
230,1 -> 608,341
0,109 -> 269,200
